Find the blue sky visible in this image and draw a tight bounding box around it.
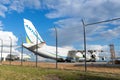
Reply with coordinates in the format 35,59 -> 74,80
1,0 -> 120,52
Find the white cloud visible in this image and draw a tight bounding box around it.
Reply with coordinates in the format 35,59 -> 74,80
87,44 -> 109,50
100,26 -> 120,40
44,0 -> 120,20
43,0 -> 120,48
0,0 -> 119,49
43,0 -> 120,23
50,18 -> 83,46
62,46 -> 75,50
0,0 -> 10,4
9,0 -> 41,12
9,0 -> 24,12
0,31 -> 18,54
44,0 -> 82,18
0,4 -> 8,17
0,31 -> 18,46
0,0 -> 41,17
51,18 -> 110,47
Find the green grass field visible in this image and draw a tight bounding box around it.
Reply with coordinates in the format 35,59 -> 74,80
0,65 -> 120,80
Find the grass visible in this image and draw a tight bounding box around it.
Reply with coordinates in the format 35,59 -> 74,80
0,65 -> 120,80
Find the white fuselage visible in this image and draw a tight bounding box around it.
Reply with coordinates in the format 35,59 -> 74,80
23,43 -> 70,60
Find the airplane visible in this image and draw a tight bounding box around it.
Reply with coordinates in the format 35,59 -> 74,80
22,19 -> 76,62
22,19 -> 106,62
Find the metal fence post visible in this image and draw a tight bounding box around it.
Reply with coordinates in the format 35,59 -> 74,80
9,37 -> 12,65
0,39 -> 3,64
54,26 -> 58,69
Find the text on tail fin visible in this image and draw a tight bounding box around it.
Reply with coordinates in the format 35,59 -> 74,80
24,18 -> 44,44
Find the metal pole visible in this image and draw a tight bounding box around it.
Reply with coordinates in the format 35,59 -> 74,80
36,54 -> 38,67
21,35 -> 23,66
81,19 -> 87,72
85,17 -> 120,26
0,39 -> 3,64
36,32 -> 38,67
9,37 -> 12,65
54,26 -> 58,69
81,17 -> 120,71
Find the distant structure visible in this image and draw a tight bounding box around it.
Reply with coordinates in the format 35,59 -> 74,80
109,44 -> 116,64
67,50 -> 103,62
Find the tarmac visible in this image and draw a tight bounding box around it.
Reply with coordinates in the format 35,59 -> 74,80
74,62 -> 120,67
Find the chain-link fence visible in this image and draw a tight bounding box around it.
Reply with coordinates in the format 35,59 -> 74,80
0,18 -> 120,75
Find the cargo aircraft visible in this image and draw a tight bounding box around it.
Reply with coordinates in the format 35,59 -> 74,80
22,19 -> 103,62
22,19 -> 76,62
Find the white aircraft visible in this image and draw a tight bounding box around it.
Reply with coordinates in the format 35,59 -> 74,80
23,19 -> 73,62
22,19 -> 105,62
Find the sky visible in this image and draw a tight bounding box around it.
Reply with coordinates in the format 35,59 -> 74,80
1,0 -> 120,54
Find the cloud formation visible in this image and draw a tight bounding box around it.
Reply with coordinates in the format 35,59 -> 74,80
0,31 -> 18,46
0,30 -> 18,53
0,20 -> 18,54
43,0 -> 120,49
9,0 -> 41,12
0,0 -> 41,17
0,0 -> 120,50
0,0 -> 42,58
44,0 -> 120,20
87,44 -> 109,51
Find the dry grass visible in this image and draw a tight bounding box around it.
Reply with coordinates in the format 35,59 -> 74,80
0,61 -> 120,80
2,61 -> 120,75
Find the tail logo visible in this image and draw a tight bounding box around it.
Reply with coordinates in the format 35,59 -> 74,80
26,36 -> 32,43
24,19 -> 44,44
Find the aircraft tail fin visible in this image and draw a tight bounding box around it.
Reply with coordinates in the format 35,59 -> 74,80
23,18 -> 44,44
